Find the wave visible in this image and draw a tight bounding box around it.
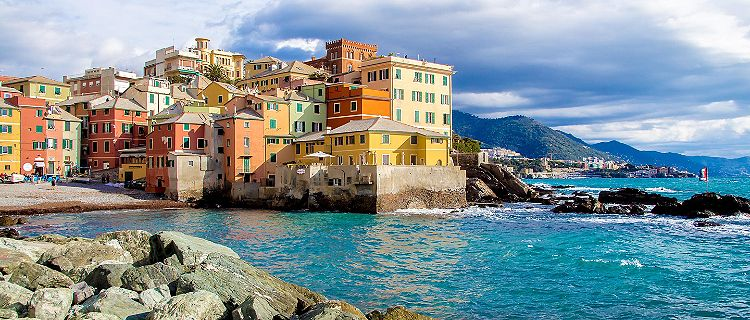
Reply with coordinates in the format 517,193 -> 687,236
580,258 -> 644,268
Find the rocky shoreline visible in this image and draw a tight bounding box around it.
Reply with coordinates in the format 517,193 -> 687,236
0,230 -> 432,320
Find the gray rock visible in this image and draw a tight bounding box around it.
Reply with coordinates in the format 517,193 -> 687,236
120,263 -> 181,293
138,285 -> 170,310
0,281 -> 33,314
95,231 -> 153,267
0,248 -> 33,276
98,287 -> 140,301
71,282 -> 95,305
0,238 -> 59,262
150,231 -> 239,266
28,288 -> 73,320
77,288 -> 148,320
176,253 -> 325,316
25,235 -> 71,245
294,301 -> 366,320
84,263 -> 132,290
69,312 -> 121,320
0,308 -> 17,319
8,261 -> 74,290
231,295 -> 279,320
147,290 -> 226,320
365,306 -> 434,320
37,240 -> 133,282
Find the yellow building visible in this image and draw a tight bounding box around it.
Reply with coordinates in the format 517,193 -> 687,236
3,76 -> 71,104
0,100 -> 20,174
361,56 -> 453,137
295,117 -> 449,167
193,38 -> 245,80
119,147 -> 147,183
198,82 -> 245,107
238,61 -> 319,92
244,56 -> 283,79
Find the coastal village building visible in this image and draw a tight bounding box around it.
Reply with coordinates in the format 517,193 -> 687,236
122,77 -> 173,116
306,38 -> 378,75
199,82 -> 245,108
63,67 -> 137,96
214,108 -> 265,197
46,105 -> 83,175
144,46 -> 201,79
361,56 -> 454,137
192,38 -> 245,80
238,61 -> 319,92
87,97 -> 148,171
3,76 -> 71,104
0,85 -> 23,100
244,56 -> 283,79
118,147 -> 147,183
0,100 -> 20,174
325,83 -> 391,129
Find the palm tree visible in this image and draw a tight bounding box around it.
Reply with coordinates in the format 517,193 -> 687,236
203,64 -> 228,83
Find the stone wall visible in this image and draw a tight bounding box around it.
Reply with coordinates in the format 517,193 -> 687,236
450,152 -> 488,168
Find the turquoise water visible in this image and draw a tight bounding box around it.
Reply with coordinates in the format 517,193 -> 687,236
14,178 -> 750,319
528,177 -> 750,200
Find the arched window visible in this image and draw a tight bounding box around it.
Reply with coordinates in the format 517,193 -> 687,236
347,64 -> 353,72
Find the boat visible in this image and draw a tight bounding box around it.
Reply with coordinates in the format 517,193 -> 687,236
6,174 -> 25,183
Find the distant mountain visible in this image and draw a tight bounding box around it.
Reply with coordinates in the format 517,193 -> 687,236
452,110 -> 611,160
592,140 -> 750,177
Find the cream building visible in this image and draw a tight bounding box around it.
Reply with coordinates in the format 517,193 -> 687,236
192,38 -> 245,81
361,56 -> 453,137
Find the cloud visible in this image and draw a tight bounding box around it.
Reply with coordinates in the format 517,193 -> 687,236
454,92 -> 530,109
274,38 -> 322,53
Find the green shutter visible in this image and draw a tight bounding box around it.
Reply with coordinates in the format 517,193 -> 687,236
296,103 -> 302,112
7,146 -> 11,154
36,125 -> 42,133
65,121 -> 70,131
149,94 -> 155,103
7,109 -> 11,116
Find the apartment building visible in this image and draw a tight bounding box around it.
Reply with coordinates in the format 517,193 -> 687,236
192,38 -> 245,80
64,67 -> 137,96
87,98 -> 148,171
325,83 -> 391,129
238,61 -> 318,92
4,76 -> 71,104
306,38 -> 378,75
144,46 -> 201,79
0,100 -> 20,174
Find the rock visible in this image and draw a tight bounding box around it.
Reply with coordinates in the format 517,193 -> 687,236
465,178 -> 499,204
147,290 -> 226,320
138,285 -> 171,310
552,194 -> 604,214
675,193 -> 750,218
84,263 -> 131,290
231,295 -> 279,320
295,301 -> 366,320
28,288 -> 73,320
365,306 -> 434,320
120,262 -> 181,293
98,287 -> 140,301
150,231 -> 239,266
604,204 -> 646,215
0,238 -> 60,262
46,257 -> 72,273
78,288 -> 147,320
0,281 -> 33,314
69,312 -> 121,320
71,282 -> 95,305
37,239 -> 133,281
0,308 -> 18,319
0,247 -> 34,275
694,220 -> 722,227
0,216 -> 25,227
176,253 -> 325,316
26,235 -> 71,245
598,188 -> 679,206
95,230 -> 153,267
0,228 -> 22,240
8,261 -> 74,290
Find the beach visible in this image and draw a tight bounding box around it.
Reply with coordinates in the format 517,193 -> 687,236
0,182 -> 188,215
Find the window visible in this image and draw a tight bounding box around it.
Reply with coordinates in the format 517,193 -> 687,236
218,95 -> 223,103
350,101 -> 357,111
333,103 -> 340,113
269,119 -> 277,129
294,121 -> 305,133
431,138 -> 443,144
312,122 -> 323,132
334,137 -> 343,146
183,123 -> 190,131
346,135 -> 355,145
103,123 -> 111,133
149,94 -> 155,103
296,103 -> 303,113
167,137 -> 172,149
415,111 -> 420,123
359,135 -> 365,144
410,136 -> 418,144
382,154 -> 390,165
243,137 -> 250,147
413,72 -> 422,83
36,125 -> 43,133
395,69 -> 401,79
136,111 -> 141,117
426,112 -> 435,124
104,141 -> 110,153
443,113 -> 451,125
123,141 -> 130,149
92,110 -> 97,116
317,88 -> 323,96
149,139 -> 153,149
39,85 -> 46,93
226,139 -> 231,147
382,134 -> 390,144
182,137 -> 190,148
165,96 -> 170,105
295,143 -> 301,154
122,123 -> 132,133
314,104 -> 321,114
244,121 -> 250,128
270,153 -> 277,163
283,138 -> 293,144
36,110 -> 43,117
410,154 -> 417,165
393,88 -> 404,100
104,108 -> 110,115
90,123 -> 97,133
396,109 -> 402,121
198,139 -> 206,148
54,87 -> 61,95
188,160 -> 194,167
443,75 -> 449,86
125,110 -> 130,116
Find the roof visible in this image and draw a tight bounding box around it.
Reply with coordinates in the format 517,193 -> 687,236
0,86 -> 21,94
151,101 -> 186,121
214,82 -> 245,94
0,76 -> 18,82
170,85 -> 202,102
46,106 -> 82,122
0,99 -> 18,110
296,130 -> 325,142
55,94 -> 111,106
215,107 -> 263,121
4,75 -> 70,87
158,112 -> 214,125
251,94 -> 286,103
328,117 -> 447,137
249,61 -> 318,79
90,97 -> 146,112
284,90 -> 323,103
249,56 -> 283,64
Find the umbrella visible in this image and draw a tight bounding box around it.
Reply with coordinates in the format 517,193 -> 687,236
305,151 -> 334,158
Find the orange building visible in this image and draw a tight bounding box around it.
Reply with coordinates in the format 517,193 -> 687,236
306,38 -> 378,75
325,83 -> 391,129
7,96 -> 62,176
214,108 -> 265,185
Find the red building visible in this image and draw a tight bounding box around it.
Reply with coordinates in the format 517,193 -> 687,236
326,83 -> 391,129
87,97 -> 148,171
7,96 -> 63,175
306,38 -> 378,75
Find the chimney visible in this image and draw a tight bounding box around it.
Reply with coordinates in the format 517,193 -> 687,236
326,126 -> 331,134
311,55 -> 316,60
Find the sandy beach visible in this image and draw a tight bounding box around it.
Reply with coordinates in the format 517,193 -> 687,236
0,182 -> 189,215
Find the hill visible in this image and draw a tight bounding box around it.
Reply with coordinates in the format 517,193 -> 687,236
592,140 -> 750,177
452,110 -> 611,160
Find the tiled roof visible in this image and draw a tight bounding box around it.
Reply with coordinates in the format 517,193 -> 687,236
0,86 -> 21,94
4,75 -> 70,87
214,82 -> 245,94
250,56 -> 283,64
159,112 -> 215,125
296,130 -> 325,142
90,97 -> 146,112
215,108 -> 263,121
0,100 -> 19,109
55,94 -> 111,106
249,61 -> 318,79
46,106 -> 82,122
328,117 -> 446,137
284,90 -> 323,103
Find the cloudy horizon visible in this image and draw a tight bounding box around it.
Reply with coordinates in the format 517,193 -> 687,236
1,0 -> 749,158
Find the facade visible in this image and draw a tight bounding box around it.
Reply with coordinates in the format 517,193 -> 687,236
192,38 -> 245,80
144,46 -> 201,79
361,56 -> 454,137
64,67 -> 137,96
214,109 -> 265,192
325,83 -> 391,129
119,147 -> 147,183
122,77 -> 173,116
0,86 -> 22,100
0,100 -> 20,174
247,94 -> 292,185
306,38 -> 378,75
244,56 -> 283,79
3,76 -> 71,104
238,61 -> 319,92
198,82 -> 245,107
46,105 -> 82,175
87,98 -> 148,171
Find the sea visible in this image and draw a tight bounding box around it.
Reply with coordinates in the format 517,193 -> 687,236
13,177 -> 750,319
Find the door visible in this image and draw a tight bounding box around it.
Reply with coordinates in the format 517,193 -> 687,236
48,161 -> 55,175
124,171 -> 133,182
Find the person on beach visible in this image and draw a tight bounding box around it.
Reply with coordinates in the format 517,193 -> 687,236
51,177 -> 56,189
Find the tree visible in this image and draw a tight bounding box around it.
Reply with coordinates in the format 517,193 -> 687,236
166,75 -> 190,85
453,135 -> 481,153
204,64 -> 229,83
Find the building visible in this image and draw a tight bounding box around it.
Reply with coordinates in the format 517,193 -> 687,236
214,108 -> 265,197
119,147 -> 147,183
87,98 -> 148,171
244,56 -> 283,79
361,56 -> 453,137
325,83 -> 391,129
144,46 -> 201,79
192,38 -> 245,80
3,76 -> 71,104
122,77 -> 173,116
0,100 -> 20,175
0,86 -> 22,100
198,82 -> 245,107
64,67 -> 137,96
284,89 -> 326,138
306,38 -> 378,75
45,105 -> 83,175
238,61 -> 319,92
248,94 -> 293,185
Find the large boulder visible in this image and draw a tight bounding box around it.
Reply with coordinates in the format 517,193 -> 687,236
28,288 -> 73,320
365,306 -> 434,320
150,231 -> 239,266
0,281 -> 33,315
38,239 -> 133,281
8,261 -> 74,290
0,228 -> 23,240
0,308 -> 18,318
295,301 -> 366,320
71,282 -> 95,305
598,188 -> 679,206
95,231 -> 153,267
77,287 -> 148,320
0,247 -> 34,275
604,204 -> 646,215
666,193 -> 750,218
552,193 -> 604,214
176,253 -> 325,316
0,216 -> 26,227
147,290 -> 226,320
120,263 -> 181,292
84,263 -> 132,290
0,238 -> 60,262
69,312 -> 121,320
138,285 -> 171,310
231,295 -> 280,320
465,178 -> 499,204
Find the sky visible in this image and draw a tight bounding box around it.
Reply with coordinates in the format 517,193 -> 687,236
1,0 -> 749,157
